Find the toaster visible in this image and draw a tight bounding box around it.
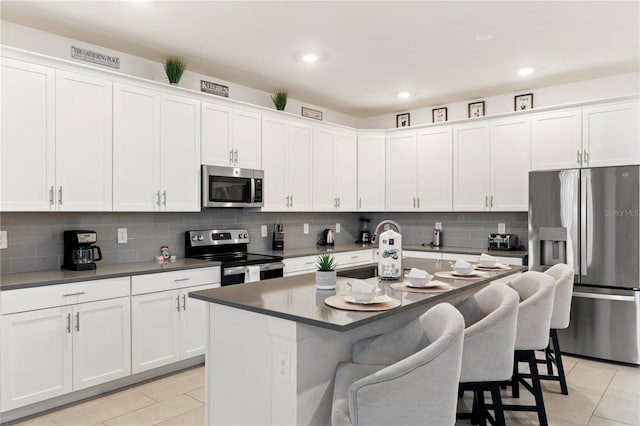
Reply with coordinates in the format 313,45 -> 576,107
488,233 -> 519,251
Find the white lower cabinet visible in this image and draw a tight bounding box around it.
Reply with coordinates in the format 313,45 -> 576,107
0,292 -> 130,411
131,267 -> 220,374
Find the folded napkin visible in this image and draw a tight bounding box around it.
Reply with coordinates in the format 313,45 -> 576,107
407,268 -> 429,278
351,279 -> 375,293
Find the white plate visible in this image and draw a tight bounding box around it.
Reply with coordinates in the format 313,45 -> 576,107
345,295 -> 392,305
405,280 -> 440,288
475,263 -> 508,270
452,271 -> 476,277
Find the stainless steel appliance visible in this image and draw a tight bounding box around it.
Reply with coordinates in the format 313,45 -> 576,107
529,166 -> 640,364
201,165 -> 264,208
318,229 -> 335,246
272,223 -> 285,250
62,230 -> 103,271
488,233 -> 519,250
186,229 -> 284,286
432,228 -> 442,247
357,217 -> 371,244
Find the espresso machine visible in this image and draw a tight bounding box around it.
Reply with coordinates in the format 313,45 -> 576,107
62,230 -> 103,270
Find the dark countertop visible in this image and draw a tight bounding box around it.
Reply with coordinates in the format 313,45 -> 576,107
189,257 -> 524,332
259,243 -> 527,260
0,259 -> 220,291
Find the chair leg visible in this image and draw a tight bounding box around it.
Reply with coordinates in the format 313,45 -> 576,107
490,383 -> 506,426
527,350 -> 549,426
471,390 -> 480,425
551,329 -> 569,395
511,354 -> 520,398
477,390 -> 487,426
545,344 -> 554,375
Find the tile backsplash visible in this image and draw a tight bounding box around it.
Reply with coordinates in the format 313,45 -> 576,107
0,210 -> 527,274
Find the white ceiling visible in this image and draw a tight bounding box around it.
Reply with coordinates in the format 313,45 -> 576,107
1,1 -> 639,118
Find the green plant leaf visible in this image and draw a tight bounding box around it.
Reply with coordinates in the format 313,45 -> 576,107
164,58 -> 187,84
316,253 -> 336,271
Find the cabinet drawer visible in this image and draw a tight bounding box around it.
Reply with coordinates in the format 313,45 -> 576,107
1,277 -> 130,315
403,250 -> 442,260
283,256 -> 318,275
333,250 -> 373,268
131,267 -> 220,295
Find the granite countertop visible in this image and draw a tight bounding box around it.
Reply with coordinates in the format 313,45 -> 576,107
189,257 -> 523,331
0,259 -> 220,291
258,243 -> 527,259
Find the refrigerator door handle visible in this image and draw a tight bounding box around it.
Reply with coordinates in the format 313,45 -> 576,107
580,174 -> 588,277
573,291 -> 637,302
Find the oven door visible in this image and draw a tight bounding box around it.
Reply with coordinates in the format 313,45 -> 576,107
202,165 -> 256,208
221,262 -> 284,286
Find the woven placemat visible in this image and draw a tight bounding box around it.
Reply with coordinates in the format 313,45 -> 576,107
390,281 -> 453,294
435,271 -> 490,280
324,295 -> 401,311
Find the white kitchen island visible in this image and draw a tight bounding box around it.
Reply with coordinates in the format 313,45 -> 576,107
189,258 -> 522,425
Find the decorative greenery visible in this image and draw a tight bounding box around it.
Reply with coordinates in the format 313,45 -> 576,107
316,253 -> 336,271
271,91 -> 288,111
163,58 -> 187,84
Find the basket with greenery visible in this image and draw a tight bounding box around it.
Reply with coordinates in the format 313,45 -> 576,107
271,91 -> 288,111
164,58 -> 187,84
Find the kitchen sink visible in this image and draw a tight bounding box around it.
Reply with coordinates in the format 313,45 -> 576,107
337,265 -> 378,279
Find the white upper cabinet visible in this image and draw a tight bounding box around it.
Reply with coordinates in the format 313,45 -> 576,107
416,127 -> 453,211
160,94 -> 201,211
386,131 -> 418,210
262,115 -> 312,211
312,128 -> 357,211
489,117 -> 531,211
531,109 -> 582,170
1,59 -> 55,211
113,85 -> 200,211
56,70 -> 113,211
453,123 -> 491,211
357,133 -> 386,211
582,101 -> 639,167
201,103 -> 261,169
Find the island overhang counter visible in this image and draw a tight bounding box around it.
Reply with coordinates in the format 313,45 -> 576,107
189,257 -> 523,426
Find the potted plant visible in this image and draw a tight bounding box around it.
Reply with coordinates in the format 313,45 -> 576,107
271,91 -> 288,111
164,58 -> 187,85
315,253 -> 337,289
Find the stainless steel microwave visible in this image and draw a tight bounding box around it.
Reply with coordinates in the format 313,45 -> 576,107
201,165 -> 263,208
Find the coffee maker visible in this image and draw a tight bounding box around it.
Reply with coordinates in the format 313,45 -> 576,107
357,217 -> 371,244
272,223 -> 285,250
62,230 -> 103,270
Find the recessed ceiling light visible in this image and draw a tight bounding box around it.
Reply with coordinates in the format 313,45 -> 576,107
517,67 -> 534,76
398,92 -> 411,99
302,53 -> 318,63
475,33 -> 494,41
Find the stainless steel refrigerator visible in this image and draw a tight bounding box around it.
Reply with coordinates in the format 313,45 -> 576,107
529,165 -> 640,365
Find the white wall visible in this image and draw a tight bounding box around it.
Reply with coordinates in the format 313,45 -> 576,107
362,72 -> 640,129
0,21 -> 364,128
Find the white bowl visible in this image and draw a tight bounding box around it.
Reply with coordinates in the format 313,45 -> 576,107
405,276 -> 433,287
351,290 -> 376,302
454,265 -> 474,275
478,259 -> 498,268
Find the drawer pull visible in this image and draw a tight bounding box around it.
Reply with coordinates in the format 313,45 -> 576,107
174,278 -> 190,282
350,256 -> 358,260
62,292 -> 86,297
304,261 -> 315,265
75,312 -> 80,332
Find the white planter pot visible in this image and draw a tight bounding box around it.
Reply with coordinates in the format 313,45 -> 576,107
316,270 -> 337,290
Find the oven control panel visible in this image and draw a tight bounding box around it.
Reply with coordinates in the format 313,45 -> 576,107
187,229 -> 250,246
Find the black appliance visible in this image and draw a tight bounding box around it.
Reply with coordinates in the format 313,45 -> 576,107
318,228 -> 335,246
272,223 -> 285,250
185,228 -> 284,286
488,233 -> 520,251
62,230 -> 103,271
356,217 -> 371,244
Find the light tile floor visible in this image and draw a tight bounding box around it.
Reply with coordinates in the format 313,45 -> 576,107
10,355 -> 640,425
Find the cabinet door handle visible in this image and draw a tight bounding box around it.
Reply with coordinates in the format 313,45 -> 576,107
338,197 -> 340,208
584,149 -> 589,165
176,295 -> 181,312
162,190 -> 167,206
577,149 -> 582,165
413,197 -> 416,208
286,195 -> 290,207
358,198 -> 362,209
182,295 -> 187,311
62,291 -> 86,297
75,312 -> 80,332
290,195 -> 293,207
234,149 -> 239,163
156,190 -> 161,207
490,195 -> 494,208
229,149 -> 234,163
485,195 -> 489,208
49,186 -> 55,205
58,187 -> 63,205
66,313 -> 71,334
417,197 -> 420,208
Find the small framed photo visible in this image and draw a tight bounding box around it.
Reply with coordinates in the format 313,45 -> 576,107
396,112 -> 410,128
468,101 -> 485,118
514,93 -> 534,111
301,106 -> 323,120
432,107 -> 448,123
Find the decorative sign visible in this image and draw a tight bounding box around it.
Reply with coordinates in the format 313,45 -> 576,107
302,106 -> 323,121
201,80 -> 229,97
71,46 -> 120,69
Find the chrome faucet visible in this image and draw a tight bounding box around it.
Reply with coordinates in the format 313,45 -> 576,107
371,220 -> 402,243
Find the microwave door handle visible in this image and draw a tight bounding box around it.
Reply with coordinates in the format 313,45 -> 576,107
250,178 -> 256,206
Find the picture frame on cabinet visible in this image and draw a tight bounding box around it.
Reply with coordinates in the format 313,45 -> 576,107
396,112 -> 410,128
432,107 -> 448,123
302,106 -> 323,120
468,101 -> 485,118
514,93 -> 534,111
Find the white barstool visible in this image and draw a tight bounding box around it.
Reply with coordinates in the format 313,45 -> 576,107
455,283 -> 520,426
331,303 -> 465,426
502,271 -> 555,426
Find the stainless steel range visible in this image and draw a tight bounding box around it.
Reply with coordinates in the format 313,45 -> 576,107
185,228 -> 284,286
